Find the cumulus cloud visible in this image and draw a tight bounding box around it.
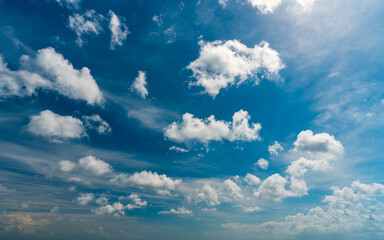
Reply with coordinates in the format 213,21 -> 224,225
125,193 -> 148,210
243,173 -> 261,186
58,160 -> 76,172
0,48 -> 103,104
256,158 -> 269,170
77,193 -> 94,205
268,141 -> 284,156
224,179 -> 243,199
111,171 -> 181,195
130,71 -> 148,98
187,39 -> 284,97
82,115 -> 112,135
93,194 -> 147,216
69,10 -> 104,46
27,110 -> 85,142
195,184 -> 220,206
254,174 -> 290,202
78,156 -> 112,175
159,206 -> 193,215
246,0 -> 284,14
164,110 -> 261,144
109,10 -> 129,49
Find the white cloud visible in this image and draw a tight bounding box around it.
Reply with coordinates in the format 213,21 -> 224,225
56,0 -> 81,9
243,173 -> 261,186
238,205 -> 261,213
218,0 -> 229,8
27,110 -> 85,142
164,110 -> 261,144
77,193 -> 94,205
78,156 -> 112,175
246,0 -> 284,14
68,10 -> 104,46
0,47 -> 104,104
187,39 -> 284,97
111,171 -> 181,194
58,160 -> 76,172
254,174 -> 290,202
152,15 -> 163,27
82,115 -> 112,135
50,206 -> 59,213
125,194 -> 148,210
159,206 -> 193,215
131,71 -> 148,99
163,26 -> 176,44
93,202 -> 125,216
169,146 -> 189,152
256,158 -> 269,170
224,179 -> 243,199
109,10 -> 129,50
295,0 -> 316,11
195,184 -> 220,206
96,196 -> 108,205
268,141 -> 284,156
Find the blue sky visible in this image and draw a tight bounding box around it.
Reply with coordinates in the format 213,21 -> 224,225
1,0 -> 384,239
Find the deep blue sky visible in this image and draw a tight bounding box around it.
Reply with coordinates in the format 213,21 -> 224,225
1,0 -> 384,239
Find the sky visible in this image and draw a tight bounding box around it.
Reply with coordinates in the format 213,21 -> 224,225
1,0 -> 384,239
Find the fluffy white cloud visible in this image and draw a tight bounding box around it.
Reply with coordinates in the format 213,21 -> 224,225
82,115 -> 112,135
164,110 -> 261,144
109,10 -> 129,49
159,206 -> 193,215
224,179 -> 243,199
93,202 -> 125,216
111,171 -> 181,194
27,110 -> 85,142
187,39 -> 284,97
268,141 -> 284,156
68,10 -> 104,46
125,193 -> 148,210
58,160 -> 76,172
254,174 -> 290,202
218,0 -> 229,8
131,71 -> 148,98
93,194 -> 147,216
246,0 -> 284,14
77,193 -> 94,205
78,156 -> 112,175
243,173 -> 261,186
96,196 -> 108,205
195,184 -> 220,206
1,48 -> 104,104
256,158 -> 269,170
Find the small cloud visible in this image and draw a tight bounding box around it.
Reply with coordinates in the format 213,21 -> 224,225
256,158 -> 269,170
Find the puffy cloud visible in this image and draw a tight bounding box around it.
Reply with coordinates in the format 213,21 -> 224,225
169,146 -> 189,152
238,205 -> 261,213
243,173 -> 261,186
125,194 -> 148,210
82,115 -> 112,135
187,39 -> 284,97
246,0 -> 284,14
27,110 -> 85,142
256,158 -> 269,170
77,193 -> 94,205
287,157 -> 330,177
93,202 -> 125,216
268,141 -> 284,156
58,160 -> 76,172
68,10 -> 104,46
164,110 -> 261,144
224,179 -> 243,199
78,156 -> 112,175
254,174 -> 290,202
159,207 -> 193,215
195,184 -> 220,206
109,10 -> 129,50
218,0 -> 229,8
111,171 -> 181,195
130,71 -> 148,99
0,48 -> 103,104
96,196 -> 108,205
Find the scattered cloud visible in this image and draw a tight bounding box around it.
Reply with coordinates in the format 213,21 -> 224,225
109,10 -> 129,49
195,184 -> 220,206
68,10 -> 104,46
82,115 -> 112,135
169,146 -> 189,152
243,173 -> 261,186
56,0 -> 81,9
130,71 -> 148,99
78,156 -> 112,175
58,160 -> 76,172
268,141 -> 284,156
256,158 -> 269,170
187,39 -> 284,97
27,110 -> 85,142
159,206 -> 193,215
164,110 -> 261,144
77,193 -> 94,205
93,194 -> 147,216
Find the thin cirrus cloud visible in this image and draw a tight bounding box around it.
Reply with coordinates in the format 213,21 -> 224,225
164,110 -> 261,144
187,39 -> 285,97
27,110 -> 111,142
109,10 -> 130,50
68,10 -> 104,46
0,47 -> 104,105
